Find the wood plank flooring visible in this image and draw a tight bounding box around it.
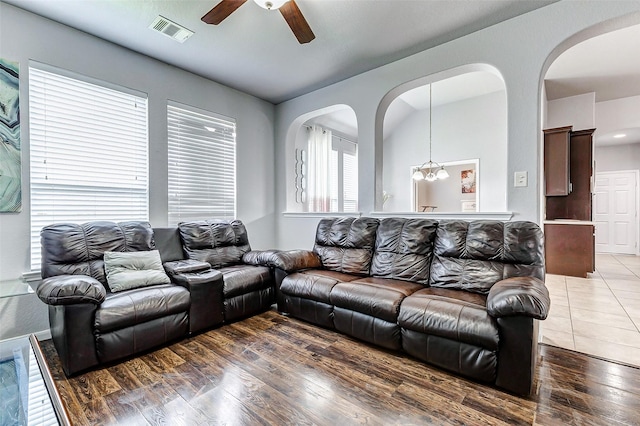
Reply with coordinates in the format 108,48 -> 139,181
40,309 -> 640,425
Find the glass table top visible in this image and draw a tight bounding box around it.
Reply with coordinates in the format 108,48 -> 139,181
0,335 -> 70,426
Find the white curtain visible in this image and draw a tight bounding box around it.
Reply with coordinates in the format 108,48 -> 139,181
307,125 -> 332,212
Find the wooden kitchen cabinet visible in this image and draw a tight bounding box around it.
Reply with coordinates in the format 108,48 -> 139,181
544,126 -> 571,196
544,223 -> 595,278
543,126 -> 596,278
545,127 -> 595,221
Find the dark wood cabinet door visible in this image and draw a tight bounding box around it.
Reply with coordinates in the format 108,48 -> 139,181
545,223 -> 595,278
544,126 -> 572,196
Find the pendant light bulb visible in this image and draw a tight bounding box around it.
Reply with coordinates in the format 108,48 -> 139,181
436,167 -> 449,180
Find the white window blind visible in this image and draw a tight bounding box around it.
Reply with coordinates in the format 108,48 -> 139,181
329,149 -> 339,212
29,65 -> 149,270
343,150 -> 358,212
320,134 -> 357,213
167,102 -> 236,226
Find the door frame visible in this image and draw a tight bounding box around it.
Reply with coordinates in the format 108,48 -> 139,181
594,169 -> 640,256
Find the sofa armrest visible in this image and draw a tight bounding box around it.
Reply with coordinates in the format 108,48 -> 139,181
268,249 -> 323,272
37,275 -> 106,306
487,277 -> 550,319
242,249 -> 282,266
170,268 -> 225,332
164,259 -> 210,276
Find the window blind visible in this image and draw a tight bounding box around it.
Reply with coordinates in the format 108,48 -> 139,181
29,65 -> 149,270
329,149 -> 339,212
343,150 -> 358,212
167,102 -> 236,226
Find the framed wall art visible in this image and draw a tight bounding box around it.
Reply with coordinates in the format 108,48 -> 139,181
461,169 -> 476,194
0,58 -> 21,213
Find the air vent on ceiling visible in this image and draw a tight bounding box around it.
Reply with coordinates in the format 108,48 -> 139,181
149,16 -> 194,43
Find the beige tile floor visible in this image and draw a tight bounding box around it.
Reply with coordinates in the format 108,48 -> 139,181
541,253 -> 640,367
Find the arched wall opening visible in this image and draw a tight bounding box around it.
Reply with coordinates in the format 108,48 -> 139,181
375,64 -> 508,213
539,16 -> 640,254
284,104 -> 358,212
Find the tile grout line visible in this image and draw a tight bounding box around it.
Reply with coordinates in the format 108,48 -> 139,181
591,262 -> 640,336
564,274 -> 576,351
609,254 -> 640,334
543,255 -> 640,364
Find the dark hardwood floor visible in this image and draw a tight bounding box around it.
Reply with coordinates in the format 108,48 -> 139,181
40,310 -> 640,425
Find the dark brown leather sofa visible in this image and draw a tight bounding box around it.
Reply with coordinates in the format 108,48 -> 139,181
36,219 -> 274,376
176,219 -> 276,322
267,217 -> 550,395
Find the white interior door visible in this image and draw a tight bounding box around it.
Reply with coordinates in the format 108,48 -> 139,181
594,171 -> 638,254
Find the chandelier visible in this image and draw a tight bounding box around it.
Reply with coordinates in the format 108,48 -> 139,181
412,84 -> 449,182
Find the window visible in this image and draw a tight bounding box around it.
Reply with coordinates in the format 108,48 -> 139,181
167,102 -> 236,226
29,64 -> 148,270
307,125 -> 358,213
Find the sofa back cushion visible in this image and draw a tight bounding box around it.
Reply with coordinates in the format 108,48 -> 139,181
429,220 -> 544,294
178,219 -> 251,268
152,227 -> 185,262
40,221 -> 155,290
371,218 -> 438,285
313,217 -> 379,276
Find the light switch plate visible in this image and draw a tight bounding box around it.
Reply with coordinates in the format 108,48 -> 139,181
514,171 -> 528,187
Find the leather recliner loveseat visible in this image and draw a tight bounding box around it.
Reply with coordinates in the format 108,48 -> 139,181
266,217 -> 550,395
36,219 -> 274,376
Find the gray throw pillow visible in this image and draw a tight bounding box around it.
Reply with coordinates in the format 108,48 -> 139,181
104,250 -> 171,292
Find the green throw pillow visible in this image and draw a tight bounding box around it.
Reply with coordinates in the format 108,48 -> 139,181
104,250 -> 171,292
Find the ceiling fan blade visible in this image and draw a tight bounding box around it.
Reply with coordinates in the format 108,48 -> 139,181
201,0 -> 248,25
280,0 -> 315,44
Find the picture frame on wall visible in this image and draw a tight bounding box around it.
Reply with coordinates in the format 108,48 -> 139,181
0,58 -> 21,213
461,169 -> 476,194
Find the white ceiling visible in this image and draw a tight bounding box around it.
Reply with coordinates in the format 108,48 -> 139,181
545,23 -> 640,146
307,71 -> 505,140
398,71 -> 505,110
545,24 -> 640,103
4,0 -> 555,104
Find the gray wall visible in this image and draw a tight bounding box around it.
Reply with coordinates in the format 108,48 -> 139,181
274,2 -> 640,250
383,91 -> 506,212
0,3 -> 276,338
596,144 -> 640,173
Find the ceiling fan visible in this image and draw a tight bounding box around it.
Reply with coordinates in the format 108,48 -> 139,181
201,0 -> 315,44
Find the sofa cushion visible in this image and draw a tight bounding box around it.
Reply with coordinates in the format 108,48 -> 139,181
219,265 -> 272,298
179,220 -> 251,268
371,217 -> 437,285
409,287 -> 487,307
95,284 -> 190,333
299,269 -> 362,283
104,250 -> 171,292
348,277 -> 424,296
313,217 -> 379,276
430,221 -> 544,294
330,279 -> 422,323
399,290 -> 498,350
40,221 -> 155,289
280,272 -> 340,304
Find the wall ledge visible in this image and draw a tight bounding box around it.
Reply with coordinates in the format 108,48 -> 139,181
369,211 -> 514,220
282,212 -> 364,218
282,211 -> 514,220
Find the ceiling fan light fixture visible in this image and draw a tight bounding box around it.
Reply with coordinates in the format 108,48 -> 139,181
253,0 -> 288,10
